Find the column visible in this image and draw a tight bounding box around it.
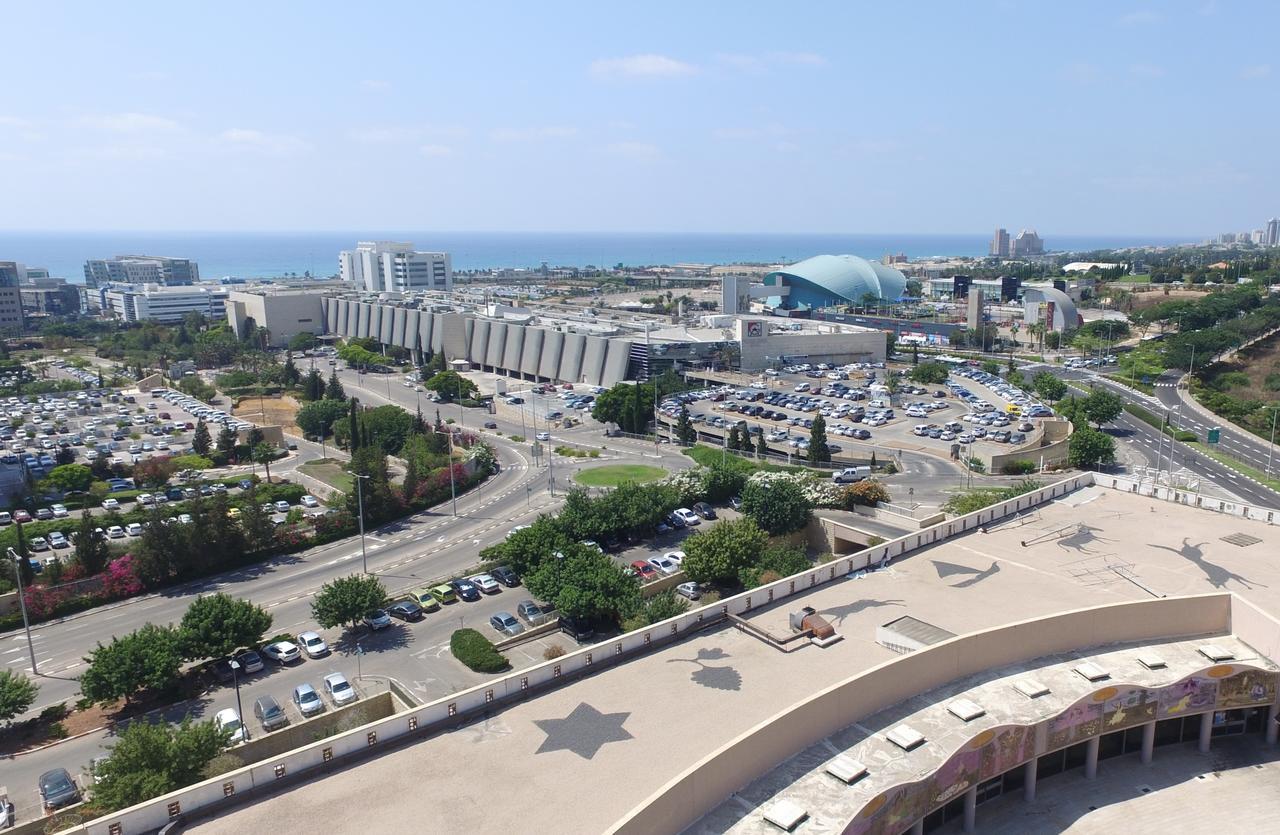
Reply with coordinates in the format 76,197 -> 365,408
1023,757 -> 1038,802
963,785 -> 977,833
910,820 -> 924,835
1267,704 -> 1279,745
1198,712 -> 1213,753
1084,736 -> 1100,779
1141,721 -> 1156,764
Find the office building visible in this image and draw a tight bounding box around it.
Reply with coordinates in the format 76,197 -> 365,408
83,255 -> 199,287
989,228 -> 1010,258
1267,218 -> 1279,247
20,279 -> 81,317
337,241 -> 452,294
225,287 -> 325,346
1010,228 -> 1045,257
0,262 -> 27,333
101,283 -> 227,324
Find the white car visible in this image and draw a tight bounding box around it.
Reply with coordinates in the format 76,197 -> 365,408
50,503 -> 69,518
647,555 -> 680,575
672,508 -> 701,526
48,532 -> 68,549
535,431 -> 550,442
297,631 -> 329,658
675,582 -> 702,601
323,672 -> 357,706
274,500 -> 290,513
107,525 -> 126,539
470,573 -> 500,594
300,495 -> 320,508
262,641 -> 301,664
125,522 -> 143,536
664,550 -> 686,565
215,708 -> 245,744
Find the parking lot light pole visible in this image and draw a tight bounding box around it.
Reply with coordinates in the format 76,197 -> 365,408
1266,406 -> 1280,477
6,547 -> 37,675
354,474 -> 371,573
230,659 -> 249,741
432,428 -> 458,516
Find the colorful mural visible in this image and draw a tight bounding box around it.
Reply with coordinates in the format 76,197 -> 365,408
844,665 -> 1277,835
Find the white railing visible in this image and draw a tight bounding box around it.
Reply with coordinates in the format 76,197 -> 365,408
1102,474 -> 1279,523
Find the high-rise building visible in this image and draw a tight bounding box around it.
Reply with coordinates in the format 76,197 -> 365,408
0,262 -> 27,333
20,279 -> 81,317
989,228 -> 1010,258
1267,218 -> 1280,247
1010,229 -> 1044,257
100,283 -> 227,324
83,255 -> 199,287
338,241 -> 452,294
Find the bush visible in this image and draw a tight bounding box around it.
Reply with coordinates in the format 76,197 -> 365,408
39,702 -> 69,723
543,644 -> 565,661
1001,460 -> 1038,475
1174,430 -> 1198,442
47,721 -> 68,739
450,628 -> 509,672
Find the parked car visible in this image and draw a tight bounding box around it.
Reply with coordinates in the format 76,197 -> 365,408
558,614 -> 596,642
675,581 -> 702,601
235,649 -> 265,674
630,560 -> 658,580
28,536 -> 49,551
470,573 -> 500,594
387,599 -> 424,621
517,599 -> 547,624
647,554 -> 680,575
215,707 -> 246,744
125,522 -> 143,537
489,611 -> 524,636
729,496 -> 743,511
50,503 -> 69,518
297,631 -> 329,658
39,768 -> 81,811
323,672 -> 357,706
262,641 -> 302,664
429,583 -> 458,604
48,531 -> 68,549
292,683 -> 325,717
448,577 -> 481,602
490,566 -> 521,587
254,694 -> 289,731
535,431 -> 550,441
362,609 -> 392,630
274,500 -> 290,513
690,501 -> 717,520
300,494 -> 320,508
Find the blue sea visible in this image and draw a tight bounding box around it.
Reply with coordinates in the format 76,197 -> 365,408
0,231 -> 1191,283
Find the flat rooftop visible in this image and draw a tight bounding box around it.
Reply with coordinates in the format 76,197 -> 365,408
187,485 -> 1280,835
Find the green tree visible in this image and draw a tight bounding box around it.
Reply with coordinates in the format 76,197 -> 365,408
296,398 -> 347,440
742,476 -> 810,534
73,509 -> 110,575
908,362 -> 950,384
630,590 -> 689,626
981,359 -> 1001,375
345,446 -> 398,524
1068,425 -> 1117,468
311,574 -> 387,631
288,331 -> 317,351
252,442 -> 276,483
680,516 -> 768,584
217,424 -> 238,458
79,623 -> 184,705
1080,389 -> 1124,426
281,352 -> 300,387
325,370 -> 346,400
358,404 -> 416,454
523,545 -> 640,621
424,370 -> 478,402
401,452 -> 420,501
346,398 -> 361,450
191,419 -> 211,456
755,430 -> 769,458
13,523 -> 33,589
740,543 -> 811,587
808,414 -> 831,463
301,368 -> 325,401
92,717 -> 232,812
238,486 -> 276,552
726,425 -> 741,451
676,405 -> 695,445
0,668 -> 38,722
178,593 -> 272,661
1032,372 -> 1068,403
42,463 -> 94,494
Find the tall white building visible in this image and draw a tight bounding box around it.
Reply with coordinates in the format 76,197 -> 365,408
83,255 -> 199,287
1267,218 -> 1280,247
338,241 -> 452,294
101,284 -> 227,324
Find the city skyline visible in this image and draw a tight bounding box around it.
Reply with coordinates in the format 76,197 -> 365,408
1,1 -> 1277,235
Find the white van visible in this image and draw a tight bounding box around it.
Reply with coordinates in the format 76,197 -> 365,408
944,420 -> 964,433
913,424 -> 933,436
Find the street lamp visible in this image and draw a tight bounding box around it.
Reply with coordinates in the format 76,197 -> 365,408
432,427 -> 458,517
1266,405 -> 1280,478
5,546 -> 37,675
354,473 -> 371,573
229,658 -> 249,741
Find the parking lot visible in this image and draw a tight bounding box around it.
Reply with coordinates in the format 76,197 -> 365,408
658,361 -> 1055,463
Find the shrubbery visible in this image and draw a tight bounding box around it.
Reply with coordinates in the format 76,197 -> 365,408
1001,460 -> 1038,475
450,628 -> 509,672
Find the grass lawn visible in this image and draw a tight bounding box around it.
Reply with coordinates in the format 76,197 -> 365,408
1189,442 -> 1280,493
299,458 -> 354,494
683,443 -> 802,473
573,463 -> 668,487
1114,273 -> 1151,283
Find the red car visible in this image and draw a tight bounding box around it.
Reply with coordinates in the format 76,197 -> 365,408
630,560 -> 657,580
13,509 -> 32,523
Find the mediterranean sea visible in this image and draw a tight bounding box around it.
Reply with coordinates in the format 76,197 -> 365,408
0,231 -> 1191,283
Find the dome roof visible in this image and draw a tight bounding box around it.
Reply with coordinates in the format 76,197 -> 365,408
764,255 -> 907,308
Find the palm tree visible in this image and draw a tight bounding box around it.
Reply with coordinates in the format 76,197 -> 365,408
252,443 -> 275,483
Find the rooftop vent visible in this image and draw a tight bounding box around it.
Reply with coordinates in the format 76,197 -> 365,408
1198,644 -> 1234,662
1221,532 -> 1262,547
1137,653 -> 1167,670
825,755 -> 868,785
1074,662 -> 1110,683
1013,678 -> 1050,699
763,799 -> 808,832
886,725 -> 926,751
947,698 -> 987,722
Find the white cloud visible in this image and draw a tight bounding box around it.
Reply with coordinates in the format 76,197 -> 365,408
0,116 -> 35,129
361,79 -> 391,90
217,128 -> 308,153
1130,63 -> 1166,79
489,126 -> 577,142
80,112 -> 182,132
715,53 -> 764,73
1117,10 -> 1161,26
605,141 -> 660,159
590,54 -> 696,79
349,127 -> 416,144
419,144 -> 453,157
770,51 -> 826,66
1240,64 -> 1271,79
715,52 -> 826,74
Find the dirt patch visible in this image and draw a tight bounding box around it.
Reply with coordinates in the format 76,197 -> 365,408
0,690 -> 177,755
1126,287 -> 1213,311
1200,332 -> 1280,404
232,393 -> 302,434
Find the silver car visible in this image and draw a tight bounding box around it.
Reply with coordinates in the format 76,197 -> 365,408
292,683 -> 325,717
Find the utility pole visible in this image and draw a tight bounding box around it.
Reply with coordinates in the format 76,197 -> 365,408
6,547 -> 38,675
354,474 -> 370,573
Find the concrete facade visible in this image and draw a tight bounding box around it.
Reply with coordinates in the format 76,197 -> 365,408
735,317 -> 886,370
225,289 -> 325,345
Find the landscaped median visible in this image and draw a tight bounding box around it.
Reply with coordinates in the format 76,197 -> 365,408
1188,442 -> 1280,493
1122,401 -> 1198,442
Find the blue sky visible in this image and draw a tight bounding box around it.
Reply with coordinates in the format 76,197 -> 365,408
1,1 -> 1276,235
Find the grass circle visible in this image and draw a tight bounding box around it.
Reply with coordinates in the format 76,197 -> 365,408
573,464 -> 668,488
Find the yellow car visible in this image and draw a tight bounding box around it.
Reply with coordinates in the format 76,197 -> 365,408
227,506 -> 241,519
428,584 -> 457,604
408,588 -> 442,613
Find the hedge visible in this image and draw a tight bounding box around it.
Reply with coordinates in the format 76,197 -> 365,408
450,628 -> 509,673
1000,460 -> 1038,475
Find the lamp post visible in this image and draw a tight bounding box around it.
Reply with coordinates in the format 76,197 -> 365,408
229,658 -> 249,741
432,427 -> 458,516
354,473 -> 371,573
1266,406 -> 1280,478
5,546 -> 37,675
